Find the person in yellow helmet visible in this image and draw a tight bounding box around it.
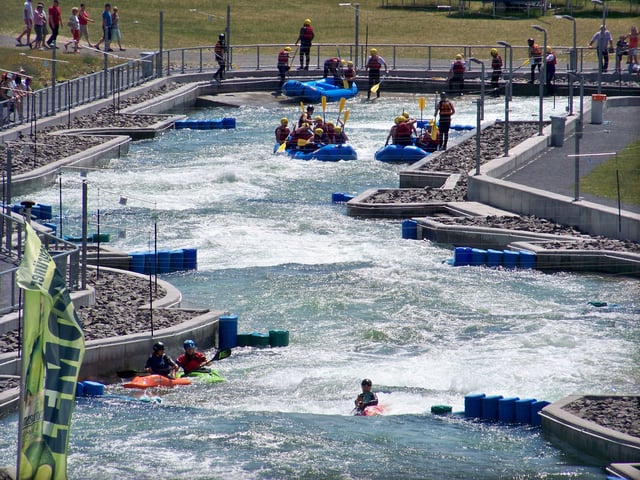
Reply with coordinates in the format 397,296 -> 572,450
344,60 -> 357,86
366,48 -> 388,99
449,53 -> 466,96
275,117 -> 290,145
295,18 -> 314,70
490,48 -> 503,97
277,46 -> 293,88
333,125 -> 348,144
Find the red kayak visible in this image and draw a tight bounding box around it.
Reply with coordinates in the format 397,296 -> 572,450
354,405 -> 385,416
123,374 -> 191,389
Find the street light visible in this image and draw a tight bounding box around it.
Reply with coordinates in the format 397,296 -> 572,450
532,25 -> 547,136
497,41 -> 512,157
339,3 -> 360,68
562,15 -> 577,115
592,0 -> 607,94
469,58 -> 485,176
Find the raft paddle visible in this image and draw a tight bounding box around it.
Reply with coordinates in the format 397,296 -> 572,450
322,95 -> 327,122
418,97 -> 426,125
336,97 -> 346,123
276,141 -> 287,154
342,109 -> 350,126
370,73 -> 387,94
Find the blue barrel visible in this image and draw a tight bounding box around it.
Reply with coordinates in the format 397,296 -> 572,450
402,220 -> 418,240
498,397 -> 520,423
157,250 -> 171,274
503,250 -> 519,269
37,204 -> 53,220
219,315 -> 238,350
470,248 -> 487,266
169,249 -> 184,272
530,400 -> 550,426
75,382 -> 85,397
144,252 -> 156,274
250,332 -> 270,348
269,330 -> 289,347
481,395 -> 503,420
454,247 -> 472,266
222,117 -> 236,129
82,380 -> 105,396
129,252 -> 146,274
331,192 -> 354,203
487,249 -> 503,268
519,251 -> 536,269
183,248 -> 197,270
515,398 -> 536,423
464,393 -> 485,418
43,222 -> 57,234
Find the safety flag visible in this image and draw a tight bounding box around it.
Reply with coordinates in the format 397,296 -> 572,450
16,222 -> 85,480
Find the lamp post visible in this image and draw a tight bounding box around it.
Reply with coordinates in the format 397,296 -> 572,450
592,0 -> 607,94
562,15 -> 577,115
339,3 -> 360,68
532,25 -> 547,136
497,41 -> 512,157
469,58 -> 485,176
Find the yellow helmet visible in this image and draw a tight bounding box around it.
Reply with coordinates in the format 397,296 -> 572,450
546,46 -> 552,53
304,18 -> 311,26
326,122 -> 334,127
455,54 -> 463,60
341,59 -> 346,65
315,128 -> 324,135
370,48 -> 377,55
284,46 -> 292,52
394,116 -> 404,124
347,60 -> 353,66
314,116 -> 323,122
334,126 -> 342,132
403,112 -> 410,119
302,123 -> 309,128
490,48 -> 498,56
280,118 -> 288,125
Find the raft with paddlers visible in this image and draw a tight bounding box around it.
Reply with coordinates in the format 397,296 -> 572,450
274,142 -> 357,161
281,78 -> 358,103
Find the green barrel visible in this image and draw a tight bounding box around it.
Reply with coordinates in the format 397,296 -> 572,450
237,333 -> 252,347
269,330 -> 290,347
250,332 -> 270,348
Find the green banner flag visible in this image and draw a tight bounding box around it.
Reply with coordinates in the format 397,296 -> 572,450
16,223 -> 85,480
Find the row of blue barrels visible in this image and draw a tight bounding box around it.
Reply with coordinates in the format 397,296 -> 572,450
218,314 -> 290,350
11,203 -> 53,220
465,393 -> 550,426
454,246 -> 536,269
416,121 -> 475,131
332,192 -> 355,204
174,118 -> 236,130
129,248 -> 197,274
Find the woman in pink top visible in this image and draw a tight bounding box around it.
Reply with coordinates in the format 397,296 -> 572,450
29,2 -> 46,50
78,3 -> 95,48
626,26 -> 638,66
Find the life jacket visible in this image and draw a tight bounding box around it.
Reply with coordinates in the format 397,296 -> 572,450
395,122 -> 411,138
530,44 -> 542,62
344,67 -> 356,80
300,26 -> 314,42
275,126 -> 290,142
176,352 -> 206,375
296,127 -> 312,140
546,52 -> 557,65
438,100 -> 453,116
367,55 -> 382,69
452,60 -> 465,74
278,50 -> 289,65
492,55 -> 503,70
215,42 -> 224,55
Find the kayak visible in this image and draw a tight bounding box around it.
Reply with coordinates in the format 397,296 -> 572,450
274,142 -> 357,162
354,405 -> 385,416
179,369 -> 225,384
123,375 -> 192,389
374,144 -> 430,164
281,78 -> 358,103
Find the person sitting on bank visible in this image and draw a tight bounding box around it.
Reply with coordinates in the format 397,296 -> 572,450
144,342 -> 178,378
176,339 -> 209,376
354,378 -> 379,414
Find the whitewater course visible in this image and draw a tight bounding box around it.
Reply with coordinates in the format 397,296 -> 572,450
0,58 -> 639,479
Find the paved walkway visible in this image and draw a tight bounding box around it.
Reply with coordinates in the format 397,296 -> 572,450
502,103 -> 640,214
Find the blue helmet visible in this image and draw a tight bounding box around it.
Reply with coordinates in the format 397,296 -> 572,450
183,339 -> 196,350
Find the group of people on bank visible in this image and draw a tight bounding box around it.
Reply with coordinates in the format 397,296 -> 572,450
275,104 -> 349,151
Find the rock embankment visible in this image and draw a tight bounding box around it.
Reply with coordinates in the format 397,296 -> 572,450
563,396 -> 640,438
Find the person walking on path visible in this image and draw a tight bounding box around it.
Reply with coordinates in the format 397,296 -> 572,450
78,3 -> 95,48
94,3 -> 113,51
213,33 -> 226,82
527,38 -> 542,83
434,92 -> 455,151
110,5 -> 124,50
365,48 -> 387,99
295,18 -> 314,70
63,6 -> 80,53
16,0 -> 34,47
46,0 -> 62,48
589,25 -> 614,73
29,2 -> 47,50
490,48 -> 502,97
545,46 -> 556,95
277,46 -> 292,89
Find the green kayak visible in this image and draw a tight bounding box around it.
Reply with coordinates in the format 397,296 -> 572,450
178,369 -> 225,383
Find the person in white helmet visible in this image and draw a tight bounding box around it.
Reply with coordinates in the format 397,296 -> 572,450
213,33 -> 226,82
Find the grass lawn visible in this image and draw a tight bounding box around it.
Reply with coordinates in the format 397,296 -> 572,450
580,137 -> 640,205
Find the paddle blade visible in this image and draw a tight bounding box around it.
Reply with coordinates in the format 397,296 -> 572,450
342,110 -> 350,125
276,142 -> 287,153
322,96 -> 327,112
370,83 -> 380,94
430,119 -> 439,141
419,97 -> 426,111
338,97 -> 346,114
213,348 -> 232,361
343,79 -> 349,89
522,58 -> 530,66
300,101 -> 305,113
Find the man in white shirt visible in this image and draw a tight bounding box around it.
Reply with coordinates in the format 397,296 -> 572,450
16,0 -> 34,46
589,25 -> 614,73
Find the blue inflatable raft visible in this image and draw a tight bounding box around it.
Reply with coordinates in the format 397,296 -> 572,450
274,143 -> 357,161
281,78 -> 358,103
374,144 -> 431,164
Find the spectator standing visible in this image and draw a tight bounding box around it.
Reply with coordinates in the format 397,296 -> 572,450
625,26 -> 638,66
545,46 -> 556,95
490,48 -> 502,97
78,3 -> 95,48
94,3 -> 113,52
111,6 -> 125,51
63,6 -> 80,53
615,35 -> 628,73
30,3 -> 47,50
213,33 -> 226,82
295,19 -> 314,70
46,0 -> 62,48
589,25 -> 614,73
527,38 -> 542,83
449,53 -> 466,96
16,0 -> 34,47
365,48 -> 387,100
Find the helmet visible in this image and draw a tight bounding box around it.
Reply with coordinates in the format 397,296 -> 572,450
527,38 -> 534,45
284,46 -> 292,52
341,59 -> 346,65
301,123 -> 309,128
455,54 -> 463,60
307,105 -> 314,111
546,46 -> 552,53
347,61 -> 353,66
183,339 -> 196,350
326,121 -> 334,127
370,48 -> 377,55
219,33 -> 225,40
315,128 -> 324,135
361,378 -> 372,387
490,48 -> 498,56
394,116 -> 405,124
314,116 -> 323,122
280,117 -> 288,125
304,18 -> 311,26
440,92 -> 447,98
334,126 -> 342,132
403,112 -> 410,119
153,342 -> 165,352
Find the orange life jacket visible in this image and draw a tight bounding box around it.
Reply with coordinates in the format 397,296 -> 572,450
395,122 -> 411,138
438,100 -> 453,116
275,126 -> 290,142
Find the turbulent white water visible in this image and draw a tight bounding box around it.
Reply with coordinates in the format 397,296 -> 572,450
1,93 -> 636,479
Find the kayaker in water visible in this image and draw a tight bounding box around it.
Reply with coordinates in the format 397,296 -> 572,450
144,342 -> 178,378
176,339 -> 209,376
354,378 -> 379,413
